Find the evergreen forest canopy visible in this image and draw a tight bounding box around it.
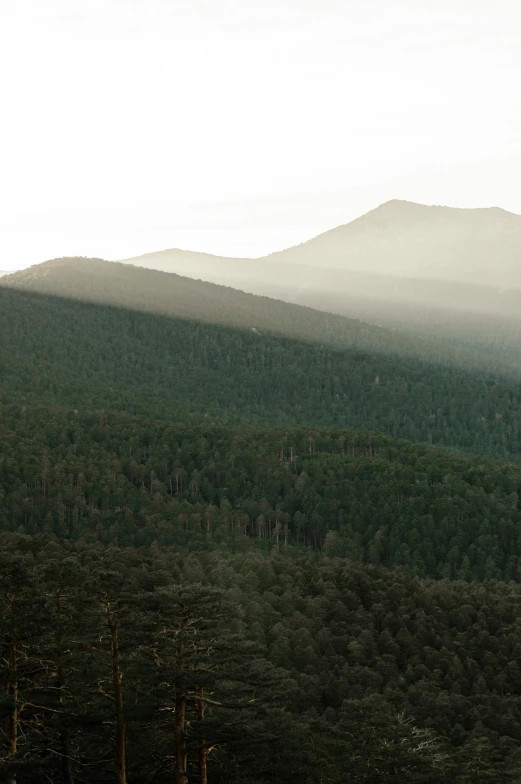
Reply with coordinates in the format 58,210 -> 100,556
2,251 -> 521,782
4,532 -> 521,784
1,283 -> 521,461
4,256 -> 521,379
1,402 -> 521,581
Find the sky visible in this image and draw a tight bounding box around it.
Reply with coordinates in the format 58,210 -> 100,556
1,0 -> 520,270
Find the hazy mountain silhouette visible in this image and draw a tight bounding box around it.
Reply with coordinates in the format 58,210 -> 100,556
0,257 -> 403,351
118,200 -> 521,311
3,269 -> 521,461
117,246 -> 305,301
6,202 -> 521,377
121,200 -> 521,284
3,255 -> 521,379
267,200 -> 521,286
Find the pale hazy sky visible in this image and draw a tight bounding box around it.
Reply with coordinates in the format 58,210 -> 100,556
1,0 -> 520,269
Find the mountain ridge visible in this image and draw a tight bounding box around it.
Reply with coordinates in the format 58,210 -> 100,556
122,199 -> 521,266
5,201 -> 521,366
264,199 -> 521,283
4,255 -> 521,378
2,281 -> 521,461
117,198 -> 521,290
108,199 -> 521,340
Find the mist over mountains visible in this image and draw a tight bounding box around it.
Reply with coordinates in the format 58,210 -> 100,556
5,198 -> 521,380
3,254 -> 521,380
118,200 -> 521,324
267,199 -> 521,284
4,258 -> 521,461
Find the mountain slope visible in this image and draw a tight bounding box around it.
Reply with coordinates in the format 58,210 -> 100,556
118,246 -> 310,301
0,257 -> 398,347
120,200 -> 521,289
1,284 -> 521,460
2,401 -> 521,580
4,256 -> 521,378
117,201 -> 521,340
119,247 -> 521,321
267,199 -> 521,286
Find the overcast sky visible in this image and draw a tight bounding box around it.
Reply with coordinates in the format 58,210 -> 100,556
1,0 -> 520,269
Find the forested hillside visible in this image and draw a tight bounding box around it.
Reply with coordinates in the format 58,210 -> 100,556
1,286 -> 521,461
3,246 -> 521,782
3,532 -> 521,783
2,402 -> 521,579
296,285 -> 521,370
4,256 -> 520,378
3,0 -> 521,776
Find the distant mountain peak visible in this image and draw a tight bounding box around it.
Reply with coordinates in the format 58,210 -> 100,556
369,199 -> 514,218
259,198 -> 521,286
375,198 -> 428,210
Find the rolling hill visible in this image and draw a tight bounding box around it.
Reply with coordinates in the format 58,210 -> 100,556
3,256 -> 521,379
116,200 -> 521,339
1,280 -> 521,460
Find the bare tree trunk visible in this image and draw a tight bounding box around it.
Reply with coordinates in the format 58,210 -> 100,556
174,616 -> 189,784
7,641 -> 18,784
174,677 -> 188,784
103,598 -> 127,784
111,624 -> 126,784
56,589 -> 74,784
196,689 -> 208,784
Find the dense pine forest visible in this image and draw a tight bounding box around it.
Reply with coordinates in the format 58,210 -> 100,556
2,403 -> 521,580
2,265 -> 521,782
4,258 -> 521,379
1,285 -> 521,460
4,533 -> 521,783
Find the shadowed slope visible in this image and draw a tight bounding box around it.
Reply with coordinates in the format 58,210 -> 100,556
3,255 -> 521,378
115,201 -> 521,335
1,284 -> 521,460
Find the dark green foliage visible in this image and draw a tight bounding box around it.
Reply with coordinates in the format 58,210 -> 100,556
2,285 -> 521,461
4,256 -> 521,380
3,260 -> 521,781
3,534 -> 521,781
311,695 -> 446,783
2,403 -> 521,579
